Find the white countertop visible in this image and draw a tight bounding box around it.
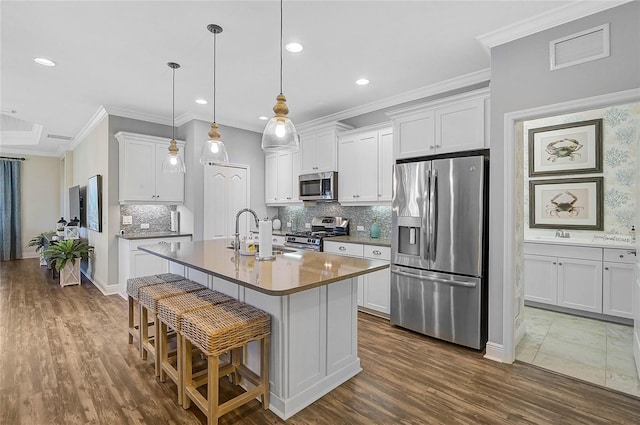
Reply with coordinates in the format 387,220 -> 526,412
524,237 -> 636,250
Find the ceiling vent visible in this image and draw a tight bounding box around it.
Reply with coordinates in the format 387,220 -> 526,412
550,23 -> 610,71
47,134 -> 73,141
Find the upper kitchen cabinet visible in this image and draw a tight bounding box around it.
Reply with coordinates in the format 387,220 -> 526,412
265,150 -> 301,206
299,122 -> 353,174
115,131 -> 185,204
387,88 -> 489,160
338,125 -> 393,205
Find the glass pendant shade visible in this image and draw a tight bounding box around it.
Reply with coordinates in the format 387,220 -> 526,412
162,61 -> 186,173
199,122 -> 229,165
200,24 -> 229,166
261,114 -> 299,152
162,140 -> 186,173
261,0 -> 299,153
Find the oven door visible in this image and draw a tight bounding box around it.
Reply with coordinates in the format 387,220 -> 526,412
284,241 -> 320,252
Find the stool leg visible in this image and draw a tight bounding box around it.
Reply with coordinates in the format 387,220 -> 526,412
140,304 -> 148,360
261,335 -> 270,409
208,355 -> 220,425
177,332 -> 183,406
159,321 -> 167,382
154,313 -> 161,377
182,337 -> 192,410
128,296 -> 134,344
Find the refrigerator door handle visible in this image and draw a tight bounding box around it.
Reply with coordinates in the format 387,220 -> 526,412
429,169 -> 438,263
423,169 -> 430,261
391,268 -> 477,288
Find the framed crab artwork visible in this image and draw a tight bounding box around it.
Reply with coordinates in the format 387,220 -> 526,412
529,177 -> 603,230
528,118 -> 603,177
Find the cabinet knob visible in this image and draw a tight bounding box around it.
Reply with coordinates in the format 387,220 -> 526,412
605,267 -> 609,270
558,262 -> 563,266
273,238 -> 277,242
339,246 -> 346,251
353,195 -> 356,198
373,250 -> 381,255
429,145 -> 435,149
435,144 -> 441,148
287,197 -> 291,200
553,262 -> 556,265
619,254 -> 624,258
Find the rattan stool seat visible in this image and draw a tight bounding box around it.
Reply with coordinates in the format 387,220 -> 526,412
157,289 -> 235,332
126,273 -> 184,300
181,301 -> 271,356
138,280 -> 204,313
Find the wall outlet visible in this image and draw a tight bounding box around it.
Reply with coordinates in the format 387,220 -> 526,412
356,225 -> 365,231
286,222 -> 292,228
304,222 -> 311,229
140,223 -> 150,229
122,215 -> 133,225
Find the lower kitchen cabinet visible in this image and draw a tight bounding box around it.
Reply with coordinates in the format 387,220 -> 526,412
524,242 -> 636,319
118,235 -> 192,298
323,240 -> 390,317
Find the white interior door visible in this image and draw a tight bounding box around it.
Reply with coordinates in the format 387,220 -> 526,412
204,165 -> 249,240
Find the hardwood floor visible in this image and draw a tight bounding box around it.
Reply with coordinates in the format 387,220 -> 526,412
1,259 -> 639,425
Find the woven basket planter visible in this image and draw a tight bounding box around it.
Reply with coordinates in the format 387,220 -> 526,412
60,261 -> 81,287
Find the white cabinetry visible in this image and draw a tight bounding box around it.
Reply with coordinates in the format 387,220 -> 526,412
204,165 -> 249,239
524,243 -> 636,318
338,125 -> 393,205
603,248 -> 636,319
115,131 -> 185,204
265,151 -> 301,206
118,235 -> 192,298
386,88 -> 489,160
299,123 -> 353,174
323,240 -> 390,317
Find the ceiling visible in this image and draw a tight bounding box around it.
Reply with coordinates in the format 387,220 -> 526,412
0,0 -> 619,157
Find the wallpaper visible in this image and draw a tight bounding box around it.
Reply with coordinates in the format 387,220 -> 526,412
523,102 -> 640,239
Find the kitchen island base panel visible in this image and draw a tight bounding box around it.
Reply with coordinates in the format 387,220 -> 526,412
168,261 -> 361,420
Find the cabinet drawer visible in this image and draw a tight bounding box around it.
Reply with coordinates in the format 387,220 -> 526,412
524,242 -> 601,261
603,248 -> 636,264
272,235 -> 286,246
323,241 -> 364,257
363,245 -> 391,261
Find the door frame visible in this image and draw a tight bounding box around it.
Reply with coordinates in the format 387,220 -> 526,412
498,88 -> 640,363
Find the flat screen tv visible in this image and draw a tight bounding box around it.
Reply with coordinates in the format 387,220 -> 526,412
69,185 -> 83,226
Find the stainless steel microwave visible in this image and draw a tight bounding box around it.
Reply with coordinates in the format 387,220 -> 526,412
299,171 -> 338,201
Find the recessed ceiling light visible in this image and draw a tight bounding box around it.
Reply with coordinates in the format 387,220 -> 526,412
285,42 -> 303,53
195,99 -> 208,105
34,57 -> 56,67
258,116 -> 269,121
355,78 -> 369,86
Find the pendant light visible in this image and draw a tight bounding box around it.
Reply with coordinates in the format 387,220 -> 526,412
261,0 -> 299,153
161,62 -> 186,173
200,24 -> 229,166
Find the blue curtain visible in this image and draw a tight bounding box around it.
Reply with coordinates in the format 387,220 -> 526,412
0,159 -> 21,261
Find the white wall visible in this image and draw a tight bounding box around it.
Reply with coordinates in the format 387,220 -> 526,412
489,2 -> 640,348
20,155 -> 61,258
71,116 -> 114,292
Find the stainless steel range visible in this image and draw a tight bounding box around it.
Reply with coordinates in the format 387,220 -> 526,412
284,216 -> 349,251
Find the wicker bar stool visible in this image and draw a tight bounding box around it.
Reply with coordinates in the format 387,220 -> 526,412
126,273 -> 185,348
156,289 -> 236,405
181,301 -> 271,425
138,279 -> 204,375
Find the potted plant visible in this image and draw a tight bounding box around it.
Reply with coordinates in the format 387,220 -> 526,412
27,230 -> 55,266
44,239 -> 94,287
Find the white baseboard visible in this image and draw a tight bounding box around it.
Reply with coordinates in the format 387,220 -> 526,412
81,271 -> 119,296
484,342 -> 508,363
20,253 -> 39,259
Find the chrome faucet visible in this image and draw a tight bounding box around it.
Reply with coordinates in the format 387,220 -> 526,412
234,208 -> 260,257
555,229 -> 570,238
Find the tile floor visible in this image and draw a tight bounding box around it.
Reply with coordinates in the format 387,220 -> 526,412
516,306 -> 640,397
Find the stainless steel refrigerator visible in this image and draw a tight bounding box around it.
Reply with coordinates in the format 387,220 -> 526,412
391,152 -> 488,349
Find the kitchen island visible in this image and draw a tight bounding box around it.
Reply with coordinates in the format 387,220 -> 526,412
139,239 -> 389,420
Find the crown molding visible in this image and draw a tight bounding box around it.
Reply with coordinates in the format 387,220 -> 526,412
175,111 -> 263,134
0,146 -> 62,158
296,68 -> 491,131
0,123 -> 43,146
69,106 -> 108,152
103,105 -> 172,127
476,0 -> 632,49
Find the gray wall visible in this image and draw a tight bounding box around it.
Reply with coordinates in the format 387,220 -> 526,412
178,119 -> 268,241
488,2 -> 640,345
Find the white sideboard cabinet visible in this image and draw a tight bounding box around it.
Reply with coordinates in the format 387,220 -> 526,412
524,242 -> 636,319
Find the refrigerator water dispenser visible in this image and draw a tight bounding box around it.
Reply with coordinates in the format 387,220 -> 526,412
396,216 -> 421,257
